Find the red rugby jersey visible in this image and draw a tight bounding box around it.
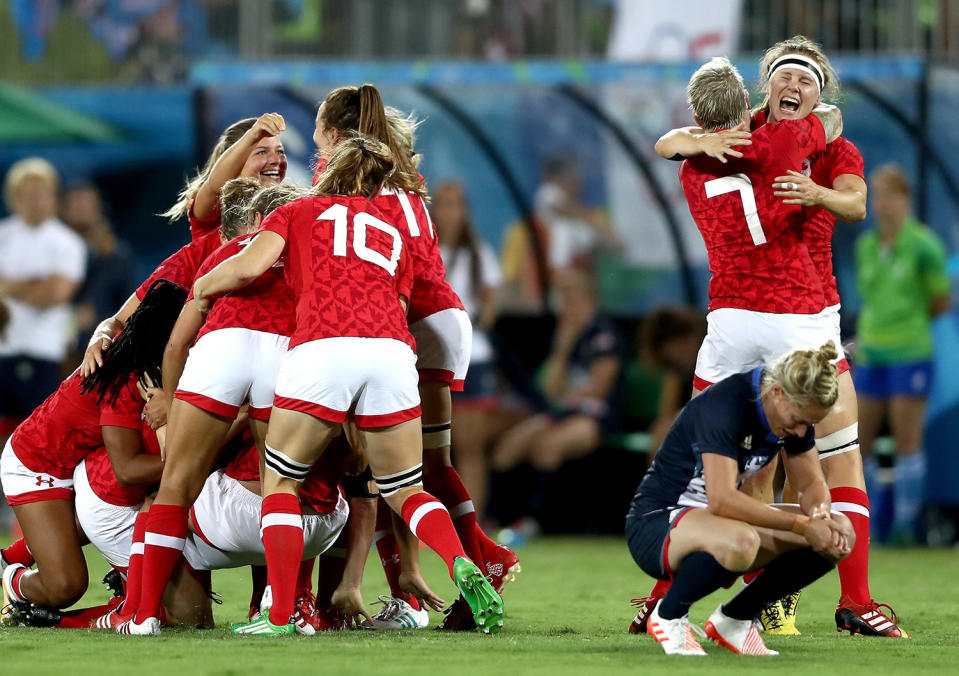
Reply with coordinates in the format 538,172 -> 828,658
10,371 -> 104,479
189,234 -> 296,340
189,198 -> 221,241
136,230 -> 223,300
259,195 -> 414,349
680,116 -> 827,314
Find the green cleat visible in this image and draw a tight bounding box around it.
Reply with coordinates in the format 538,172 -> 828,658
231,609 -> 296,636
453,556 -> 504,635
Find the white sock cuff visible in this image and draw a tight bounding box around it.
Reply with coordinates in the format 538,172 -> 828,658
832,501 -> 870,518
130,542 -> 145,556
144,533 -> 186,551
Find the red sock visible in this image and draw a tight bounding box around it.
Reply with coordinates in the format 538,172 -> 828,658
831,486 -> 872,605
1,538 -> 34,567
261,493 -> 304,624
296,557 -> 315,595
743,569 -> 762,585
399,491 -> 466,577
135,503 -> 188,624
373,500 -> 420,610
56,598 -> 123,628
122,511 -> 150,618
425,465 -> 485,567
475,522 -> 499,561
650,579 -> 672,598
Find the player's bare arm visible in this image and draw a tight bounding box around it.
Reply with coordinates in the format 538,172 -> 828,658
654,125 -> 752,163
102,425 -> 164,487
82,292 -> 141,376
161,300 -> 206,402
192,231 -> 285,311
811,103 -> 843,142
773,171 -> 867,220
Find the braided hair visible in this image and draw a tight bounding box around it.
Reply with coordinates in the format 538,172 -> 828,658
81,279 -> 187,406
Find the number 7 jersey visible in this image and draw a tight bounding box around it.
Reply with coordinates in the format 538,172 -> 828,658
259,194 -> 415,350
679,116 -> 828,314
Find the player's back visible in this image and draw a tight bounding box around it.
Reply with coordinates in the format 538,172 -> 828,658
680,117 -> 827,314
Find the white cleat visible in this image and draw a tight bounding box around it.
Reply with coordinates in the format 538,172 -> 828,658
1,563 -> 27,626
646,600 -> 707,656
705,605 -> 779,655
367,595 -> 429,629
116,616 -> 161,635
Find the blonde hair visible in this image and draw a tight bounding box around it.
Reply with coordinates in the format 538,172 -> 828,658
385,106 -> 424,171
869,163 -> 910,198
248,183 -> 307,221
3,157 -> 60,210
218,177 -> 262,240
313,135 -> 395,201
761,341 -> 839,408
757,35 -> 839,112
161,117 -> 257,222
687,57 -> 749,132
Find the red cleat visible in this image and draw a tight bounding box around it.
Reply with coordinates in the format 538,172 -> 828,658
484,545 -> 521,594
835,596 -> 909,638
293,590 -> 320,636
629,592 -> 666,635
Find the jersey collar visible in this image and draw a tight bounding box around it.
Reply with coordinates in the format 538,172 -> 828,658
751,367 -> 780,443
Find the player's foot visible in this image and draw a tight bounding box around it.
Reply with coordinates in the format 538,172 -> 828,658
292,591 -> 320,636
435,596 -> 476,631
835,596 -> 909,638
628,592 -> 666,634
453,556 -> 504,635
1,563 -> 27,626
102,569 -> 125,598
368,595 -> 429,629
757,600 -> 798,635
231,609 -> 295,636
16,602 -> 62,627
484,545 -> 521,594
705,605 -> 778,655
773,591 -> 801,635
316,606 -> 348,631
116,616 -> 161,636
646,600 -> 707,656
94,606 -> 126,630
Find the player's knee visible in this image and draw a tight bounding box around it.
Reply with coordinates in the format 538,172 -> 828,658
719,527 -> 760,571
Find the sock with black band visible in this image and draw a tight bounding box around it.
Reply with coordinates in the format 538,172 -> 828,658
722,548 -> 834,620
657,551 -> 739,620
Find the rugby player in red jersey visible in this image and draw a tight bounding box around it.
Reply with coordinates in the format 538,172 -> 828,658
188,132 -> 502,637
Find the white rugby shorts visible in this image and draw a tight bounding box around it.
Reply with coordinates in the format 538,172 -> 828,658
175,328 -> 290,421
409,308 -> 472,392
1,438 -> 74,505
272,337 -> 421,428
73,459 -> 139,568
694,306 -> 849,390
182,470 -> 348,571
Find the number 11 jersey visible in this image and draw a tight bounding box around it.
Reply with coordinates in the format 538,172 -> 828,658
680,116 -> 827,314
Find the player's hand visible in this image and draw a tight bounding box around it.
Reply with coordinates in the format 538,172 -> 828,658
82,333 -> 112,377
193,288 -> 211,315
699,129 -> 751,163
804,517 -> 851,562
142,388 -> 170,431
251,112 -> 286,139
398,569 -> 445,612
773,170 -> 824,206
331,586 -> 373,629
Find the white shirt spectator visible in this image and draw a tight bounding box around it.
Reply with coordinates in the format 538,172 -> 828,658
0,215 -> 87,361
441,240 -> 500,364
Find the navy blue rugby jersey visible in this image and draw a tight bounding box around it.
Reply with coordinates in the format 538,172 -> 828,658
628,367 -> 815,515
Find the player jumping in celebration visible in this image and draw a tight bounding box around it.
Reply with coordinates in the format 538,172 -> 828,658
193,132 -> 503,637
627,343 -> 854,656
654,38 -> 904,638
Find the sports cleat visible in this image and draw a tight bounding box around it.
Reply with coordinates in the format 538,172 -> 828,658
102,569 -> 125,598
484,545 -> 521,594
628,593 -> 666,635
835,596 -> 909,638
17,602 -> 62,628
1,563 -> 27,626
646,600 -> 707,656
231,609 -> 296,636
0,552 -> 9,573
705,605 -> 778,655
368,595 -> 429,629
757,601 -> 798,635
116,616 -> 161,635
435,596 -> 476,632
316,606 -> 348,631
292,591 -> 320,636
452,557 -> 504,635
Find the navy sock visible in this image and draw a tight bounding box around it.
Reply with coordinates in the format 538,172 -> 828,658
658,551 -> 738,620
722,548 -> 834,620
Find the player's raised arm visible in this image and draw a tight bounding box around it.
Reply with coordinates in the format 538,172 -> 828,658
811,103 -> 843,143
655,126 -> 752,163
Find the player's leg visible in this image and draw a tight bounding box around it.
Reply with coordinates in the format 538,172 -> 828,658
888,389 -> 928,541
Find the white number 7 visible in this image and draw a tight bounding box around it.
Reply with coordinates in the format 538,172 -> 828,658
318,203 -> 402,275
704,174 -> 766,246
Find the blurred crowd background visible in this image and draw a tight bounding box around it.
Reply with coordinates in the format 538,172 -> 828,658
2,0 -> 959,546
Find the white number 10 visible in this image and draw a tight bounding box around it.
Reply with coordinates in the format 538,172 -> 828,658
318,203 -> 402,275
704,173 -> 767,246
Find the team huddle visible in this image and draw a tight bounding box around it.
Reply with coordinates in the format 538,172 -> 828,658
1,85 -> 516,637
0,34 -> 914,656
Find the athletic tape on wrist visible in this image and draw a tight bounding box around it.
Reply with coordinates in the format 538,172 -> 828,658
264,443 -> 312,482
422,421 -> 452,449
816,423 -> 859,459
373,463 -> 423,497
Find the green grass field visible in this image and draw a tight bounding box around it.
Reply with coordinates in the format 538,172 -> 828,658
1,537 -> 956,675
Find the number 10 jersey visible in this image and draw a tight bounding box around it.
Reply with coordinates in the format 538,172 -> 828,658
679,116 -> 827,315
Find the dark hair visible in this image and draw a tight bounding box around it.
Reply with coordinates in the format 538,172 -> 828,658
313,135 -> 395,200
81,279 -> 187,406
321,84 -> 425,197
641,306 -> 706,367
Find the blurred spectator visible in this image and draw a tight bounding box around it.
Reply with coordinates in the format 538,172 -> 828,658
640,306 -> 706,464
62,183 -> 136,352
434,180 -> 502,517
854,163 -> 950,544
0,158 -> 86,441
491,269 -> 624,533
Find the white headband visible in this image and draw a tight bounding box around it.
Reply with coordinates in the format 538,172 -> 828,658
768,53 -> 825,92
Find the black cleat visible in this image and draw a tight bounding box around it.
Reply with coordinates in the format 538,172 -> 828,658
835,596 -> 909,638
18,603 -> 62,628
102,569 -> 124,598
